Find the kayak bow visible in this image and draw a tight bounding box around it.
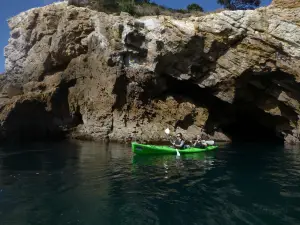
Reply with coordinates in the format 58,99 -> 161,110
132,142 -> 218,155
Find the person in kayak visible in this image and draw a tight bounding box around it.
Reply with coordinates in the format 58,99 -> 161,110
171,133 -> 186,149
193,135 -> 208,148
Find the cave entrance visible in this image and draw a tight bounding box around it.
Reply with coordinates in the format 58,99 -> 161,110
214,69 -> 300,144
160,73 -> 287,144
220,106 -> 284,143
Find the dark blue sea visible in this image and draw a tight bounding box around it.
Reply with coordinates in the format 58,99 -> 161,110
0,141 -> 299,225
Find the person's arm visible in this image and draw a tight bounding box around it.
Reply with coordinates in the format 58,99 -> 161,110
168,135 -> 176,145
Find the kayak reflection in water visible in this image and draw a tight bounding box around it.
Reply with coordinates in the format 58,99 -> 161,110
171,133 -> 186,149
192,135 -> 208,148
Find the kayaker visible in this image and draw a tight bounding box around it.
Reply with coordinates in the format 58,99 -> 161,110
125,135 -> 133,143
171,133 -> 186,149
193,135 -> 207,148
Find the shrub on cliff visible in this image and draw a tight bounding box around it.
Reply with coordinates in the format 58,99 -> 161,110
217,0 -> 261,10
74,0 -> 262,14
187,3 -> 204,12
117,0 -> 135,14
86,0 -> 205,17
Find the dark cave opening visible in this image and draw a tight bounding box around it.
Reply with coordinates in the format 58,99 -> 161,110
72,107 -> 83,126
112,74 -> 128,111
225,69 -> 300,144
161,74 -> 286,143
220,106 -> 283,143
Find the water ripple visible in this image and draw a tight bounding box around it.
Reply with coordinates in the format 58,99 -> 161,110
0,142 -> 300,225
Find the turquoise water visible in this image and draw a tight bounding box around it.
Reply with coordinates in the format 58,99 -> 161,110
0,141 -> 300,225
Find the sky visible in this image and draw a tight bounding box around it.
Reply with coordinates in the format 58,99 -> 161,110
0,0 -> 272,73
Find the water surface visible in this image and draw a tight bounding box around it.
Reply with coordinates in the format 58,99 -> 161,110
0,141 -> 299,225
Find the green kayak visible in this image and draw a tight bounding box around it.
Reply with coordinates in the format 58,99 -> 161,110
132,142 -> 218,155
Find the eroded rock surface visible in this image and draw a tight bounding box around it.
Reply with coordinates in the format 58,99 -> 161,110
2,0 -> 300,143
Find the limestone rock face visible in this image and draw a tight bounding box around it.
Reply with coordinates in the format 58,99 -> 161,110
2,1 -> 300,143
271,0 -> 300,8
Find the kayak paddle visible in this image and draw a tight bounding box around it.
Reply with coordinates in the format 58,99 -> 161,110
164,128 -> 170,135
165,128 -> 181,157
205,140 -> 215,145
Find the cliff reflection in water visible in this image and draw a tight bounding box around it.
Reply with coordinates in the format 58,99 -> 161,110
0,141 -> 133,225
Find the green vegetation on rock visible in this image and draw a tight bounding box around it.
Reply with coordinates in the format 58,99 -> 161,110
187,3 -> 204,12
217,0 -> 261,10
76,0 -> 263,16
86,0 -> 205,17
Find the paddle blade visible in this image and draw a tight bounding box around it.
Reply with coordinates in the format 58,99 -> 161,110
176,149 -> 180,157
164,128 -> 170,135
205,140 -> 215,145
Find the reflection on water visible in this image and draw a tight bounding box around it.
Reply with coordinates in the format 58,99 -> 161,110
132,152 -> 216,180
0,141 -> 299,225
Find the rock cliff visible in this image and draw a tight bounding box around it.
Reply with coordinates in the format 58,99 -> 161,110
2,0 -> 300,143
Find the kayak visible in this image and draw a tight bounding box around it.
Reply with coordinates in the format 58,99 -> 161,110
132,142 -> 218,155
